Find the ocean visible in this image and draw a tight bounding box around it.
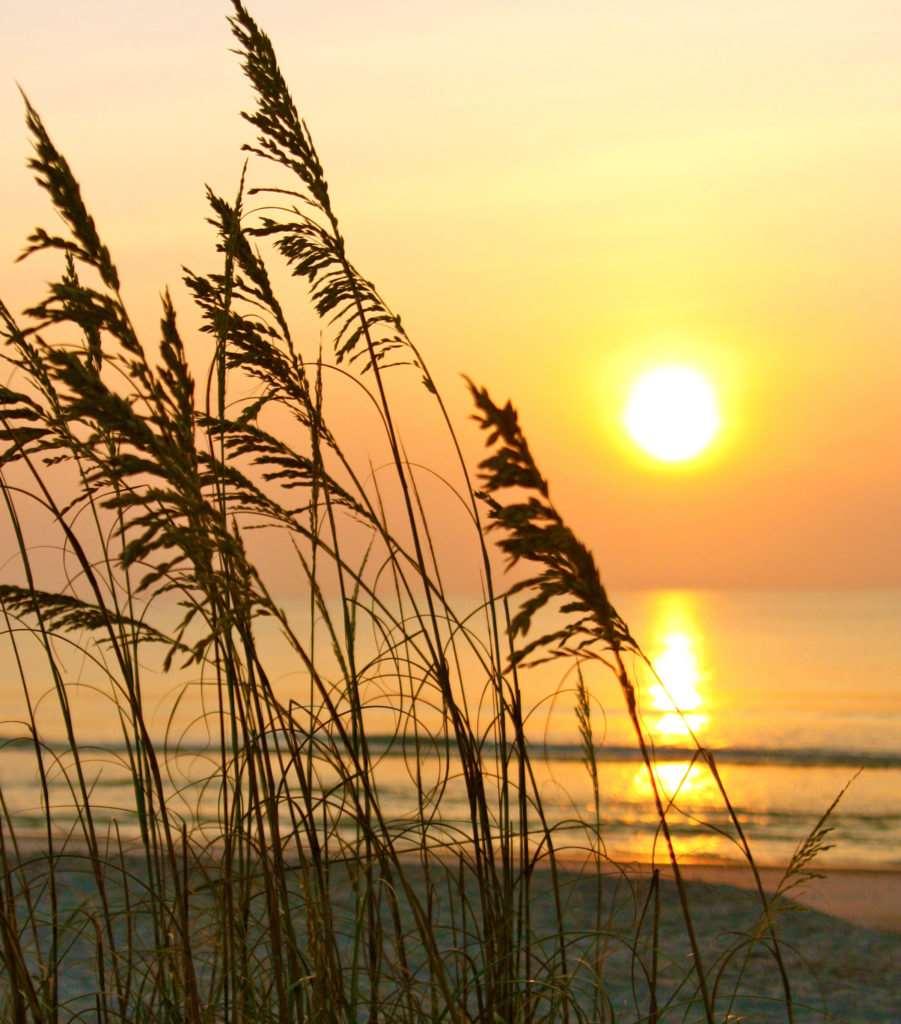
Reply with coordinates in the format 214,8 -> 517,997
1,588 -> 898,871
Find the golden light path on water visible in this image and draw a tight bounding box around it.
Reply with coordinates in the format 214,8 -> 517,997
632,592 -> 715,808
646,592 -> 710,743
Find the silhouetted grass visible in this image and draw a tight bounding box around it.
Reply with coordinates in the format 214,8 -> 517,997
0,3 -> 839,1021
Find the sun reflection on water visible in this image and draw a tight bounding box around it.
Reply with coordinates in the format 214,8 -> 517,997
624,593 -> 723,848
645,594 -> 710,742
630,760 -> 718,806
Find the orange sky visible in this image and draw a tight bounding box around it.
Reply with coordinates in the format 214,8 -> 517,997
2,1 -> 900,589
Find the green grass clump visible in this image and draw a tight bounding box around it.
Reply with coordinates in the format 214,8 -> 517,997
0,3 -> 826,1021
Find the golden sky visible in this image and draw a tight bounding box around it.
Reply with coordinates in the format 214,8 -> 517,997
2,1 -> 900,589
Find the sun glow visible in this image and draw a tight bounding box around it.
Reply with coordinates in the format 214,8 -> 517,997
624,365 -> 720,463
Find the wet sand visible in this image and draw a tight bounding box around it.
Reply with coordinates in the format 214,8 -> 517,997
675,864 -> 901,934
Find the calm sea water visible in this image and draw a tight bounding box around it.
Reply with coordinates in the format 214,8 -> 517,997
1,588 -> 898,870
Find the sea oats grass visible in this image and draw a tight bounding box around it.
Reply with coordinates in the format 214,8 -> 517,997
0,3 -> 844,1022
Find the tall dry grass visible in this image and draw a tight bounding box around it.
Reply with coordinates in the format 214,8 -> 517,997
0,3 -> 825,1021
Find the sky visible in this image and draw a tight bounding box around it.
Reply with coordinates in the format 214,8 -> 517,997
1,1 -> 900,590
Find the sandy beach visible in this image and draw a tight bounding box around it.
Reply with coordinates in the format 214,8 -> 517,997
547,867 -> 901,1022
6,853 -> 899,1021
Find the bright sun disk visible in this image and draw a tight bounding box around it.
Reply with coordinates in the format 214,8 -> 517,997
624,365 -> 720,463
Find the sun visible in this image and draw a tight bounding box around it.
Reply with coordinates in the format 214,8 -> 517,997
624,365 -> 720,463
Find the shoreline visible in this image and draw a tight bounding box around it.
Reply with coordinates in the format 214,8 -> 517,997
6,836 -> 899,932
